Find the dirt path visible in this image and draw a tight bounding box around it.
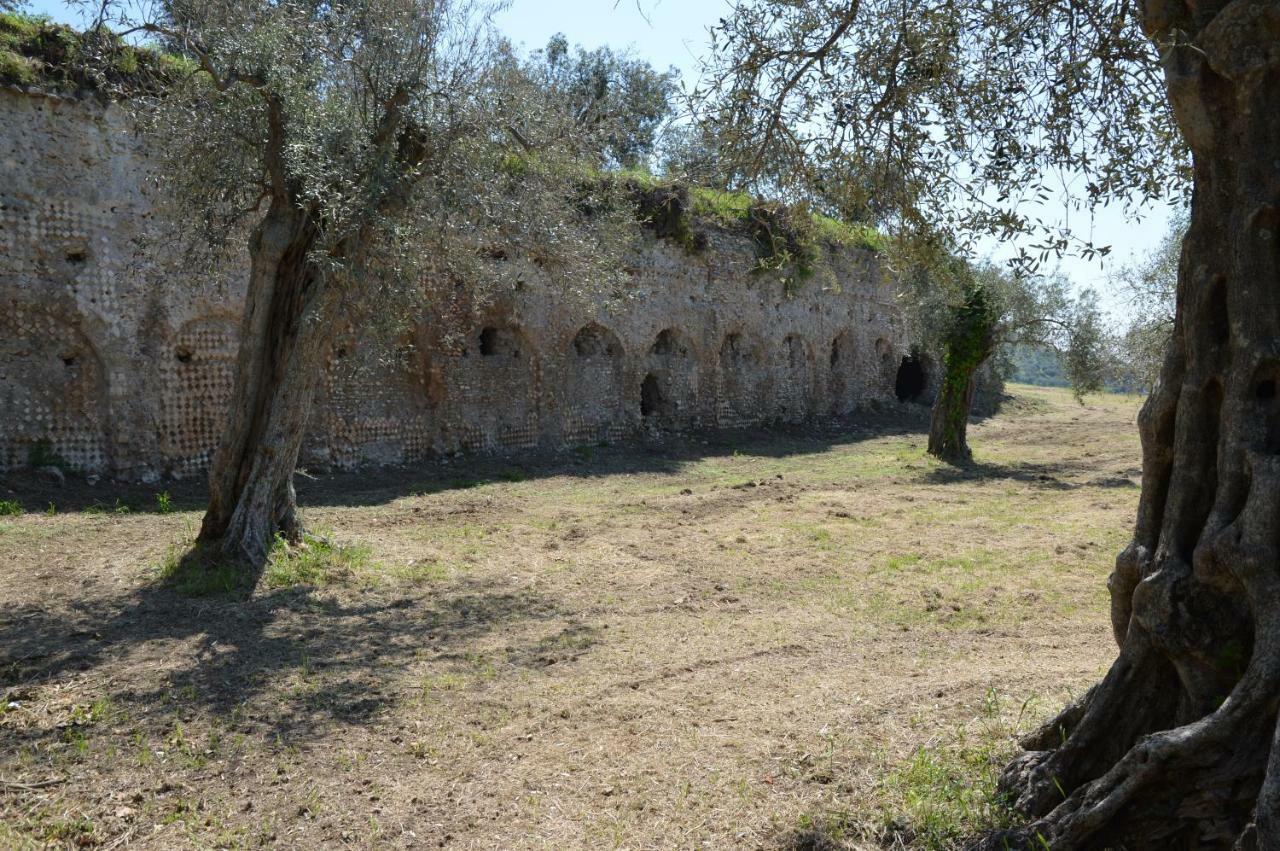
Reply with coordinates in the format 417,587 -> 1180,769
0,385 -> 1142,849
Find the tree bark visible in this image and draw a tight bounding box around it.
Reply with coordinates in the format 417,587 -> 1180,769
986,1 -> 1280,846
927,286 -> 995,464
927,356 -> 984,463
197,203 -> 332,568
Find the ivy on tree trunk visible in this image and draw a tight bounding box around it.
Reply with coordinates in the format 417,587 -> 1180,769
927,283 -> 995,464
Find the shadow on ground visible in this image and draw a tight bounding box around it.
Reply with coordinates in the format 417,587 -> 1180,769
0,395 -> 1129,519
920,459 -> 1141,490
1,403 -> 940,515
0,404 -> 966,755
0,569 -> 572,746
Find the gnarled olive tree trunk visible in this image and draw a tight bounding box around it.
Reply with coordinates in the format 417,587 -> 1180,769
197,203 -> 333,567
988,2 -> 1280,846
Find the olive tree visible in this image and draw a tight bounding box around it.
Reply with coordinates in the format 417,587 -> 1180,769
105,0 -> 628,567
522,33 -> 678,170
697,0 -> 1280,845
909,260 -> 1108,461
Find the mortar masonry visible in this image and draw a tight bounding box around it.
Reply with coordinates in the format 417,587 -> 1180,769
0,86 -> 924,482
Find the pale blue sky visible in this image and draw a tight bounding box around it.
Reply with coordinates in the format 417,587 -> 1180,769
22,0 -> 1177,313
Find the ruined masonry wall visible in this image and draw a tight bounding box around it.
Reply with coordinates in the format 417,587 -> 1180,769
0,88 -> 912,482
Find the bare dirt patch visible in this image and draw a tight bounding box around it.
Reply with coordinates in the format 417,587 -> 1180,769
0,385 -> 1141,849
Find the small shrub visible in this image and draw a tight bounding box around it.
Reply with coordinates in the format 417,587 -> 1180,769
747,200 -> 820,279
623,176 -> 704,253
111,48 -> 138,75
155,491 -> 173,514
0,500 -> 22,517
0,48 -> 37,85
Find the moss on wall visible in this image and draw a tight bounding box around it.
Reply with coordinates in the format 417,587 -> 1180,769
611,169 -> 884,284
0,13 -> 191,95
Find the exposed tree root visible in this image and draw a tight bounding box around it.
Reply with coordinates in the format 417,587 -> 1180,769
983,456 -> 1280,849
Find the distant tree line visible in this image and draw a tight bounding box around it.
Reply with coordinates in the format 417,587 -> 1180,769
1007,214 -> 1184,398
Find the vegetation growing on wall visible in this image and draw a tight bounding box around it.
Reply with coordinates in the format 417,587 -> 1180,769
610,169 -> 883,284
3,11 -> 879,295
2,10 -> 880,302
0,12 -> 190,94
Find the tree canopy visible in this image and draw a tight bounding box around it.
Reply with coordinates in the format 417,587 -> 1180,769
694,0 -> 1189,268
88,0 -> 639,564
120,0 -> 631,323
521,33 -> 678,170
912,263 -> 1109,397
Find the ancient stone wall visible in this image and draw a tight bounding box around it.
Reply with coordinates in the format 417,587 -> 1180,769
0,87 -> 917,482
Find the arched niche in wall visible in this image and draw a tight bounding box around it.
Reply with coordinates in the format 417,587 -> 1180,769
444,321 -> 540,452
828,329 -> 861,416
160,315 -> 238,476
717,330 -> 767,427
311,328 -> 438,469
641,328 -> 698,426
0,305 -> 111,473
562,322 -> 628,444
774,333 -> 816,423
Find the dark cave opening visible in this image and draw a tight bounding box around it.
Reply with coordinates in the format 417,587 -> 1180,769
895,355 -> 927,403
640,373 -> 666,417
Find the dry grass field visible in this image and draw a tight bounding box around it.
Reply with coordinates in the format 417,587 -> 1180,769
0,384 -> 1144,850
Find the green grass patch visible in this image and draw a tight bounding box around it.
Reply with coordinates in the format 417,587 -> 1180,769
0,820 -> 43,851
881,742 -> 1012,846
386,560 -> 450,585
792,691 -> 1027,849
601,168 -> 883,281
689,185 -> 753,224
812,213 -> 886,252
69,696 -> 114,726
877,691 -> 1024,848
84,498 -> 131,515
262,534 -> 374,589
